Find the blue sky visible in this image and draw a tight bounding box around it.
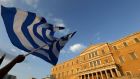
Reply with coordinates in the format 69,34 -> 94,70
0,0 -> 140,79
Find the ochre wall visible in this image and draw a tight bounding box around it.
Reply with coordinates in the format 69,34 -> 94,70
51,32 -> 140,79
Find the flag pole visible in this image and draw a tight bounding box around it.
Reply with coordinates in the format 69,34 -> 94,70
24,44 -> 48,56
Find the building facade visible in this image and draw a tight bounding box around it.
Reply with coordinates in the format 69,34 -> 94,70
51,32 -> 140,79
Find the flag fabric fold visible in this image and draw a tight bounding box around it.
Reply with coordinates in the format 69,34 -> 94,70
1,6 -> 76,65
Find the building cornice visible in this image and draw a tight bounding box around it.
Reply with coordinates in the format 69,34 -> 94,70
110,31 -> 140,45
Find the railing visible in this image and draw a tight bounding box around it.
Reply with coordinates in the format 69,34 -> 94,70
116,76 -> 140,79
116,74 -> 140,79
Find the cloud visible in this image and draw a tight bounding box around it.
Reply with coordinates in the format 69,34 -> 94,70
69,43 -> 86,52
0,0 -> 15,6
53,18 -> 66,28
60,50 -> 66,54
0,49 -> 16,61
0,49 -> 29,63
22,0 -> 39,8
53,18 -> 64,24
53,18 -> 70,35
11,48 -> 27,54
42,14 -> 71,35
95,32 -> 101,41
95,32 -> 100,36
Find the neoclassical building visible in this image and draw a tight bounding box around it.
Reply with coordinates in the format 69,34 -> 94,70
51,32 -> 140,79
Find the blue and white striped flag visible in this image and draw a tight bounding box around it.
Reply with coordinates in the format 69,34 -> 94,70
1,6 -> 76,65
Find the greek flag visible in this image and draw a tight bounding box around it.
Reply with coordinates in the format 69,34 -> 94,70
1,6 -> 76,65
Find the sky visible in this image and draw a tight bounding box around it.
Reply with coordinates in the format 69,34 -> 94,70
0,0 -> 140,79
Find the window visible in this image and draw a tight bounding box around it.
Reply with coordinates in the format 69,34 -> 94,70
53,74 -> 56,78
77,68 -> 79,72
89,53 -> 92,59
84,65 -> 86,69
129,52 -> 138,60
126,71 -> 132,76
62,72 -> 64,77
72,62 -> 73,65
71,70 -> 73,74
91,51 -> 98,57
102,49 -> 105,55
134,38 -> 140,43
67,63 -> 69,67
91,52 -> 95,57
59,66 -> 61,70
83,56 -> 85,60
63,65 -> 64,68
90,62 -> 93,67
92,60 -> 101,66
113,46 -> 117,50
76,59 -> 79,64
97,60 -> 101,65
95,51 -> 98,56
104,59 -> 109,63
67,71 -> 69,75
93,61 -> 97,67
55,74 -> 57,78
58,73 -> 60,78
119,56 -> 125,64
123,42 -> 128,47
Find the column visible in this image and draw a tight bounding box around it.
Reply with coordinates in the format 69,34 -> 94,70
96,72 -> 99,79
92,73 -> 94,79
100,71 -> 103,79
110,69 -> 114,77
82,75 -> 84,79
79,75 -> 82,79
105,70 -> 109,79
84,75 -> 86,79
115,68 -> 121,77
85,74 -> 87,79
87,74 -> 90,79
